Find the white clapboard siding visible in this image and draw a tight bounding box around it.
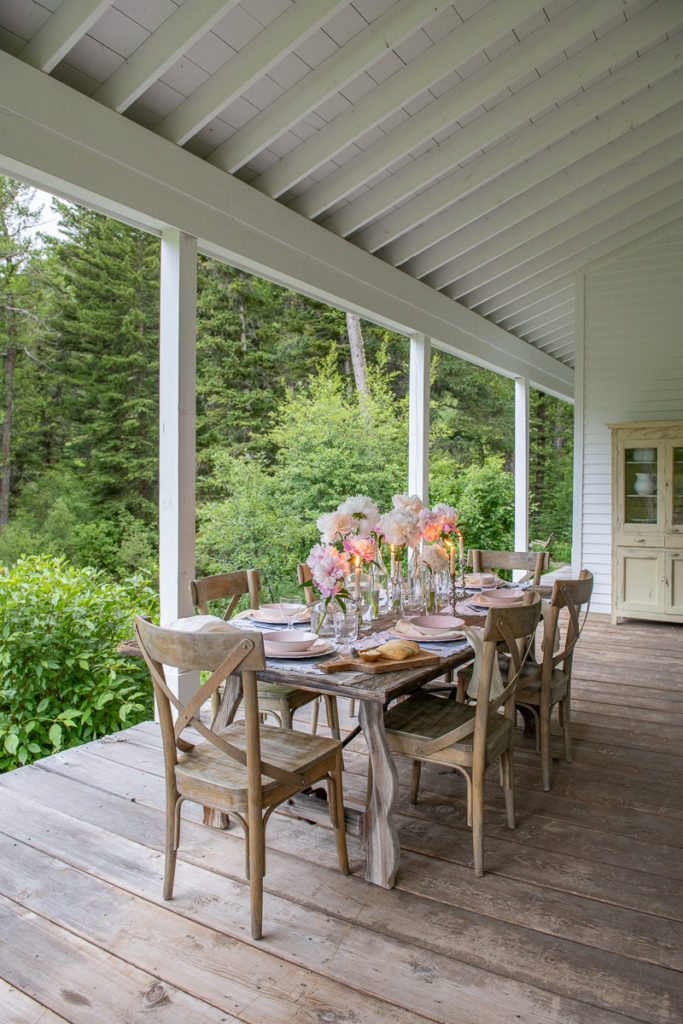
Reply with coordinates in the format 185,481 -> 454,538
577,217 -> 683,613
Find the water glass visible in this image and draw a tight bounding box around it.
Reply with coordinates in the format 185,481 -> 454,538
332,602 -> 359,652
280,594 -> 303,627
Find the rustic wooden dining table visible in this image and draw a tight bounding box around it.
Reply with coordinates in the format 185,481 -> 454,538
216,610 -> 483,889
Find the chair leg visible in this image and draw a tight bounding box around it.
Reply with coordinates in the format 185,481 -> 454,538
348,698 -> 357,718
311,696 -> 320,735
409,759 -> 422,804
472,768 -> 485,877
328,756 -> 350,875
540,702 -> 552,791
280,700 -> 293,730
501,748 -> 515,829
164,792 -> 181,900
560,693 -> 572,763
248,812 -> 266,940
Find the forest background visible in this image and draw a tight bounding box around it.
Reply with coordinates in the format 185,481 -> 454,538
0,176 -> 572,769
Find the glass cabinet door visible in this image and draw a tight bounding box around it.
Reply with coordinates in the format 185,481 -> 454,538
673,446 -> 683,527
624,446 -> 658,525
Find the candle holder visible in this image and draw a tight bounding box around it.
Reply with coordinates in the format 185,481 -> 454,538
448,557 -> 468,614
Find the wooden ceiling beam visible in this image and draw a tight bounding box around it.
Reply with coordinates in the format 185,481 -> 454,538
252,0 -> 541,199
400,96 -> 683,279
19,0 -> 111,73
320,0 -> 683,237
497,294 -> 574,334
156,0 -> 346,146
93,0 -> 240,113
208,0 -> 454,174
427,139 -> 683,291
358,52 -> 683,257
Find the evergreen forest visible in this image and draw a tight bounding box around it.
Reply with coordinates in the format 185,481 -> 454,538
0,176 -> 573,769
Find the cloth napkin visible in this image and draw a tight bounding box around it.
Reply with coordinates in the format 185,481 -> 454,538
461,626 -> 505,700
165,615 -> 239,634
394,618 -> 462,638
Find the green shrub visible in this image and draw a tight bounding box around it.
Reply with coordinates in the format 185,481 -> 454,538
0,555 -> 158,772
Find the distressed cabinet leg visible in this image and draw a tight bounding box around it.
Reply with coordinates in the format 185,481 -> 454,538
358,701 -> 400,888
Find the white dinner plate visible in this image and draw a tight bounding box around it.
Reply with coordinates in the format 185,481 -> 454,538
251,603 -> 311,625
264,638 -> 335,659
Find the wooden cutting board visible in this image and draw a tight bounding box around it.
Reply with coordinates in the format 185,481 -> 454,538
320,649 -> 441,674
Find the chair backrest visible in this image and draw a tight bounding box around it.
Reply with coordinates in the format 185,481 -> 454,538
297,562 -> 315,604
469,549 -> 549,585
189,569 -> 261,620
421,593 -> 542,758
134,616 -> 305,791
539,570 -> 593,684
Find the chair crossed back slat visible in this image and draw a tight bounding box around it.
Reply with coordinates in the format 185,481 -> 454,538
134,617 -> 305,788
189,569 -> 261,619
469,549 -> 549,585
297,562 -> 315,604
420,594 -> 542,756
542,570 -> 593,677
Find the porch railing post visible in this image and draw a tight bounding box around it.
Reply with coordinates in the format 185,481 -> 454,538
409,333 -> 430,503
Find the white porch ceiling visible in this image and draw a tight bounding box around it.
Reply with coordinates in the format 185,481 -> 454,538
1,0 -> 681,377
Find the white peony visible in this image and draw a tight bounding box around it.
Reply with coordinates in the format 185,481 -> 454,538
419,544 -> 449,572
392,492 -> 426,516
337,494 -> 380,536
378,509 -> 422,548
317,509 -> 354,542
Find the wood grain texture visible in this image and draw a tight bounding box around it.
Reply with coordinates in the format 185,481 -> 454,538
0,612 -> 681,1023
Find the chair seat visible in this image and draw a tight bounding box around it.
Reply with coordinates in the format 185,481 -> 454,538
515,665 -> 569,706
175,722 -> 341,811
256,681 -> 318,711
384,692 -> 512,768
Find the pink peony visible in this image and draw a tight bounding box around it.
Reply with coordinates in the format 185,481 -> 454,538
306,543 -> 349,597
343,535 -> 376,563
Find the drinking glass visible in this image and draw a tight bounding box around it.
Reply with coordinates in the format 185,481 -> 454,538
332,602 -> 359,653
280,594 -> 303,627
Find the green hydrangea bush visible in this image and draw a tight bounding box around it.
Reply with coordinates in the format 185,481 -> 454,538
0,555 -> 158,772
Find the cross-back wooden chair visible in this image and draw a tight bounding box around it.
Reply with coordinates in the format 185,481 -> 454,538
515,570 -> 593,790
468,549 -> 549,585
134,616 -> 349,940
190,570 -> 339,739
383,593 -> 542,876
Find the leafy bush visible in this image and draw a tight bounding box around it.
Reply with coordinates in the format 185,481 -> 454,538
431,455 -> 514,551
0,555 -> 158,772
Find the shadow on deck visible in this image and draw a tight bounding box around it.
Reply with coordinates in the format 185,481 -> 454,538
0,613 -> 681,1023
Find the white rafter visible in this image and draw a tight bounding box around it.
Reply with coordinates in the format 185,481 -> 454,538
19,0 -> 112,73
156,0 -> 347,146
93,0 -> 240,113
252,0 -> 542,199
208,0 -> 454,174
398,95 -> 683,280
319,1 -> 683,238
358,57 -> 683,258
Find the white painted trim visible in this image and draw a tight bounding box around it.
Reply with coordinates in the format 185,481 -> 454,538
572,272 -> 586,575
159,229 -> 197,702
408,334 -> 430,504
19,0 -> 111,73
514,378 -> 529,581
0,51 -> 573,400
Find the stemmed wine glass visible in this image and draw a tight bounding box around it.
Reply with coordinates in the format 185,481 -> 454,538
280,594 -> 303,628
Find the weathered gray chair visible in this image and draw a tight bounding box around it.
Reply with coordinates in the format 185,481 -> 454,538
134,616 -> 349,940
190,569 -> 339,738
515,570 -> 594,790
383,594 -> 542,876
468,549 -> 549,585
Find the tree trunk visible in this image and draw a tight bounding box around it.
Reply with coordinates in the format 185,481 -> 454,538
0,340 -> 17,526
345,312 -> 369,396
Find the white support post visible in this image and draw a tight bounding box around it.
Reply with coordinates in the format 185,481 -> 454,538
408,333 -> 431,503
514,377 -> 530,581
159,228 -> 197,702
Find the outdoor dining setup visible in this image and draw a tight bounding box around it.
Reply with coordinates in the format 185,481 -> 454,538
135,493 -> 593,940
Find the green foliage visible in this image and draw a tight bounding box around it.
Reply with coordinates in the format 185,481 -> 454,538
529,389 -> 574,561
431,455 -> 514,551
0,555 -> 158,772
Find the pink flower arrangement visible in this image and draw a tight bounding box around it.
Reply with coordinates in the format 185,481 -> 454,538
419,502 -> 459,543
306,543 -> 349,598
343,535 -> 376,563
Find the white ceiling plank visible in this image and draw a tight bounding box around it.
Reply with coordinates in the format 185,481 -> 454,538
252,0 -> 542,198
446,162 -> 683,298
93,0 -> 240,112
156,0 -> 347,146
427,135 -> 683,291
358,56 -> 683,257
498,295 -> 574,334
208,0 -> 455,174
0,48 -> 573,399
477,281 -> 574,322
293,0 -> 636,221
457,193 -> 683,311
320,0 -> 683,236
401,97 -> 683,280
535,335 -> 575,358
522,316 -> 575,346
19,0 -> 112,72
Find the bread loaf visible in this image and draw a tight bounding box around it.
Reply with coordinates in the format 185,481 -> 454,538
374,639 -> 420,660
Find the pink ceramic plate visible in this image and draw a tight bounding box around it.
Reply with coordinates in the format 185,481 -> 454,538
253,604 -> 311,624
412,615 -> 465,629
469,588 -> 525,608
263,638 -> 335,659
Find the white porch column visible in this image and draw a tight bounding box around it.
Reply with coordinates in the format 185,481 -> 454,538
514,377 -> 530,579
408,333 -> 431,503
159,228 -> 197,701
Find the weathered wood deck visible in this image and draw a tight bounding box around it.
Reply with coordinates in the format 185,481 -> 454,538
0,613 -> 681,1024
